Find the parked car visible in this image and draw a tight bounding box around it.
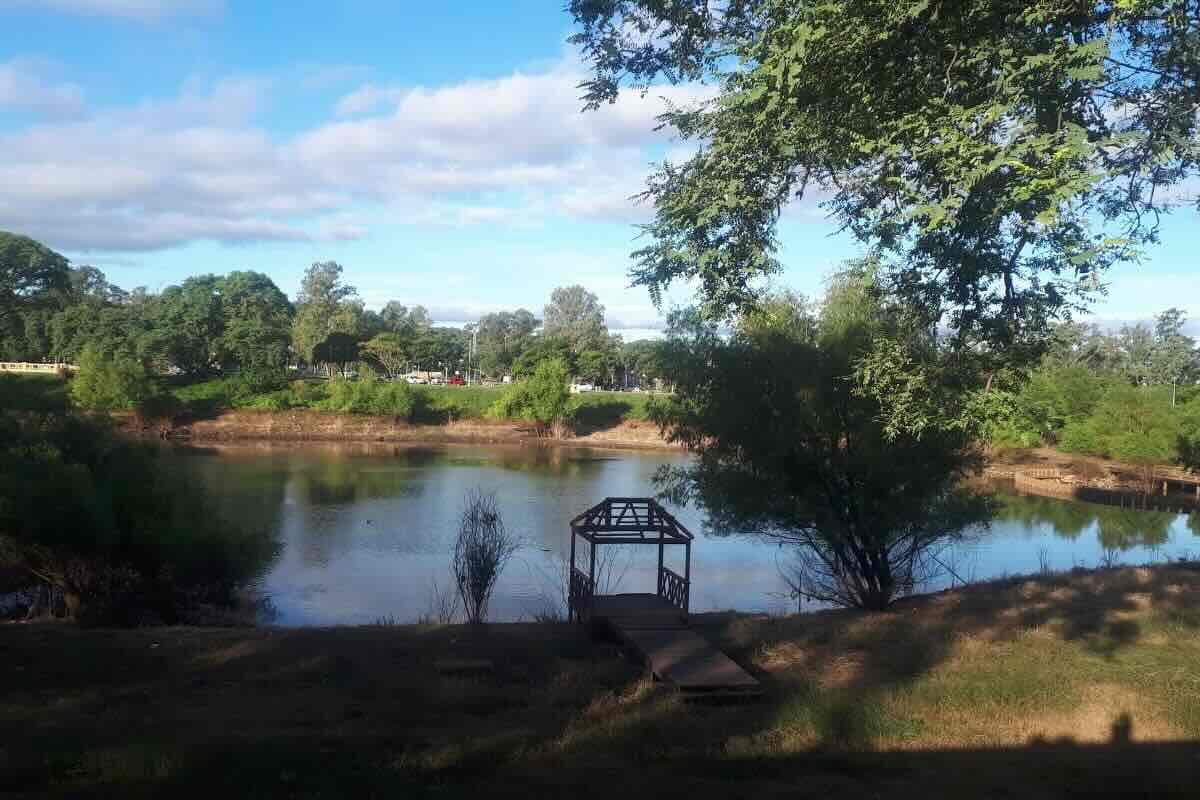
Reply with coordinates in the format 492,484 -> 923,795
570,383 -> 595,394
447,375 -> 465,386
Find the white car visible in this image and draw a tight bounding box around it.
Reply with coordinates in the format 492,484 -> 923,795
570,383 -> 595,394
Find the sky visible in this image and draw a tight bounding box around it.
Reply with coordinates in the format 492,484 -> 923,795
0,0 -> 1196,338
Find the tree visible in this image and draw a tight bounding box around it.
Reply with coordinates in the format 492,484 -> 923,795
215,271 -> 294,375
292,262 -> 358,363
543,285 -> 607,355
512,336 -> 574,378
361,332 -> 408,379
651,271 -> 989,611
475,309 -> 540,377
1150,308 -> 1196,402
311,332 -> 361,378
571,2 -> 1200,356
0,231 -> 71,323
575,349 -> 612,386
70,344 -> 152,411
143,275 -> 223,377
491,358 -> 573,434
380,301 -> 409,332
0,412 -> 278,623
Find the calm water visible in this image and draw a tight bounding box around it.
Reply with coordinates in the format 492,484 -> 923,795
169,443 -> 1200,625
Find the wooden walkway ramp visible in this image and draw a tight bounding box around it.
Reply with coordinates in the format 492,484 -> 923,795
592,594 -> 760,698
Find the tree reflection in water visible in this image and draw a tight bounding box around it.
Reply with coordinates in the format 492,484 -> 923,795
995,493 -> 1176,551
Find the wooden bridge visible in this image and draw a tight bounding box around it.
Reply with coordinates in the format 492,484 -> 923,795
568,498 -> 760,699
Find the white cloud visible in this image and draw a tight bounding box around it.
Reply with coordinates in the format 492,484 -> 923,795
0,58 -> 713,252
0,0 -> 221,21
0,59 -> 85,118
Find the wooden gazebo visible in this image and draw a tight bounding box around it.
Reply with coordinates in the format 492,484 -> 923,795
568,497 -> 693,624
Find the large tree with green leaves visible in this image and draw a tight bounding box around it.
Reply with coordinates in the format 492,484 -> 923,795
652,270 -> 991,610
570,1 -> 1200,355
215,271 -> 294,375
543,285 -> 608,355
0,232 -> 71,324
292,262 -> 358,363
143,275 -> 223,377
475,309 -> 540,377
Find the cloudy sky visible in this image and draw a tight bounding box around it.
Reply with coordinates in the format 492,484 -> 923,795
0,0 -> 1195,337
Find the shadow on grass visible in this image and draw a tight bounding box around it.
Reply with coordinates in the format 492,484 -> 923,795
570,399 -> 636,434
5,564 -> 1200,797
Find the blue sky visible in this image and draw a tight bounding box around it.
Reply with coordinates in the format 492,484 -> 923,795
0,0 -> 1195,338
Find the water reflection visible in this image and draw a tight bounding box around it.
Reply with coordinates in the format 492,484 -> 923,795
994,493 -> 1175,550
162,443 -> 1200,625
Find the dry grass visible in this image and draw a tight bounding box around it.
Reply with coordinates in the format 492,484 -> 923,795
4,564 -> 1200,798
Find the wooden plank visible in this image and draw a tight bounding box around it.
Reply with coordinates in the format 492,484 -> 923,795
621,628 -> 760,692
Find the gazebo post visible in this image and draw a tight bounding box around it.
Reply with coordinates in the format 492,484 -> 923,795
568,526 -> 577,621
656,532 -> 665,598
588,539 -> 596,599
684,540 -> 692,615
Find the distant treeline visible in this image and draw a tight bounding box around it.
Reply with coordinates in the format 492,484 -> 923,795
0,232 -> 669,390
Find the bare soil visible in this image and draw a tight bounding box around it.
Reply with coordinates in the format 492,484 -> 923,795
137,409 -> 682,451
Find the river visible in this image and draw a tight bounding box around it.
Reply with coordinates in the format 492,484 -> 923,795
169,442 -> 1200,625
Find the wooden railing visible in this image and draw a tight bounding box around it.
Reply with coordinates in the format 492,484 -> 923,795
568,566 -> 595,623
657,566 -> 689,616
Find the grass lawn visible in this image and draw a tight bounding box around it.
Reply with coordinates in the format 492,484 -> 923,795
4,564 -> 1200,798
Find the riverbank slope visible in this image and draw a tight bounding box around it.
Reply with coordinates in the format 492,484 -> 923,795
5,562 -> 1199,798
148,409 -> 677,450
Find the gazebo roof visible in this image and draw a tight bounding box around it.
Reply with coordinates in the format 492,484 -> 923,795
569,497 -> 693,545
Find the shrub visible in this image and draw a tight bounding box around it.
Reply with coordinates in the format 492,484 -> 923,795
0,412 -> 279,624
135,392 -> 184,426
70,344 -> 151,411
451,489 -> 520,624
489,358 -> 572,434
1058,385 -> 1179,462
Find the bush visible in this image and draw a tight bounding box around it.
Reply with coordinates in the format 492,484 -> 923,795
135,392 -> 184,425
70,344 -> 151,411
314,375 -> 416,420
489,358 -> 572,434
451,489 -> 520,624
1058,385 -> 1179,462
0,412 -> 279,624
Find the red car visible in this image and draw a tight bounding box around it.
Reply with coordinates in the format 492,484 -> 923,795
447,375 -> 466,386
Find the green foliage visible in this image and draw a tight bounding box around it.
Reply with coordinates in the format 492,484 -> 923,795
292,261 -> 359,363
652,271 -> 990,610
315,375 -> 417,419
543,285 -> 607,355
490,359 -> 572,429
1178,400 -> 1200,472
0,374 -> 70,413
214,271 -> 294,374
0,230 -> 71,323
473,309 -> 539,378
360,332 -> 408,378
0,412 -> 279,623
1059,385 -> 1180,463
70,344 -> 152,411
311,332 -> 360,376
572,2 -> 1200,358
511,336 -> 574,378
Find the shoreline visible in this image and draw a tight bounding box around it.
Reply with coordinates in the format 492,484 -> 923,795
128,408 -> 683,451
129,410 -> 1199,500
